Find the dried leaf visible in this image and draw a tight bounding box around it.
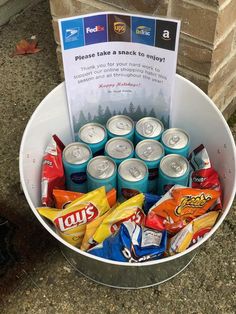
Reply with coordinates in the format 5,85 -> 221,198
13,38 -> 42,56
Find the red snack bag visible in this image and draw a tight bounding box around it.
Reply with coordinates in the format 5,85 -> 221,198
189,144 -> 222,210
41,135 -> 65,207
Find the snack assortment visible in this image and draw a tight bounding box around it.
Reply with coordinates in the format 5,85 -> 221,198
38,117 -> 222,263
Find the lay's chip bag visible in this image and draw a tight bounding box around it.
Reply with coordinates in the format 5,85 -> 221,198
37,186 -> 110,248
92,193 -> 145,244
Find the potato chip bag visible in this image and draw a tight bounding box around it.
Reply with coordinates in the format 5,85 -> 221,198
93,194 -> 145,244
53,188 -> 117,209
38,186 -> 110,247
147,185 -> 220,233
168,211 -> 219,254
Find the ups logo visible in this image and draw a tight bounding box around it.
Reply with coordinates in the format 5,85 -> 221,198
114,22 -> 126,34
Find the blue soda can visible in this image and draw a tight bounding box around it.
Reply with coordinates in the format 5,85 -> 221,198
161,128 -> 190,157
87,156 -> 117,192
135,117 -> 164,144
106,115 -> 134,142
118,158 -> 148,201
135,139 -> 165,194
78,122 -> 108,155
105,137 -> 134,166
63,142 -> 92,193
158,154 -> 190,195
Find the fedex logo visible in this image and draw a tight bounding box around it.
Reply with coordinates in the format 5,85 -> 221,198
86,25 -> 105,33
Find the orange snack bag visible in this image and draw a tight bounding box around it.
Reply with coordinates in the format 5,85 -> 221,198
38,187 -> 110,247
148,185 -> 220,231
53,188 -> 117,209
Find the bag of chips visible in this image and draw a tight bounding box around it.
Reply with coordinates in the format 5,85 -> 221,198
37,186 -> 110,247
92,193 -> 145,244
41,135 -> 65,207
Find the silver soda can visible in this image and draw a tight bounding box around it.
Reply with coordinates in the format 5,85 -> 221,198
135,140 -> 165,194
118,158 -> 148,201
161,128 -> 190,157
135,117 -> 164,144
63,142 -> 92,193
105,137 -> 134,166
87,156 -> 117,192
78,122 -> 108,155
106,115 -> 134,141
158,154 -> 190,195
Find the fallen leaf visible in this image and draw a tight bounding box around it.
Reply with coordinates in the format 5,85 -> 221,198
13,38 -> 42,56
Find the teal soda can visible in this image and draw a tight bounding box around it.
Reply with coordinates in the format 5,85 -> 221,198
135,139 -> 165,194
63,142 -> 92,193
78,122 -> 108,156
105,137 -> 134,166
106,115 -> 134,142
135,117 -> 164,144
157,154 -> 190,195
87,156 -> 117,192
161,128 -> 190,157
117,158 -> 148,201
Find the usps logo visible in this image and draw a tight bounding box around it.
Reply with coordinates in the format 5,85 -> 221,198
61,18 -> 84,50
84,14 -> 107,45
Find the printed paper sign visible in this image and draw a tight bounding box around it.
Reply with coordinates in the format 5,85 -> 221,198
59,12 -> 181,140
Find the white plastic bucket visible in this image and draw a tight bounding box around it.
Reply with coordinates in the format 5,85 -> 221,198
19,75 -> 236,289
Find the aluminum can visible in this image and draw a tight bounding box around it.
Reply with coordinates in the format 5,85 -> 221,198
87,156 -> 117,192
158,154 -> 190,195
78,122 -> 108,155
63,142 -> 92,193
135,117 -> 164,144
106,115 -> 134,141
118,158 -> 148,201
161,128 -> 190,157
105,137 -> 134,166
135,140 -> 165,194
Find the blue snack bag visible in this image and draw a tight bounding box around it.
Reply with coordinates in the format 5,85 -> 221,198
88,221 -> 167,263
144,193 -> 162,215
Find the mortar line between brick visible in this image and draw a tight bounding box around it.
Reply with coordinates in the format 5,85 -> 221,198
177,65 -> 209,81
219,0 -> 234,11
212,70 -> 236,100
181,0 -> 218,12
214,22 -> 236,48
209,50 -> 236,80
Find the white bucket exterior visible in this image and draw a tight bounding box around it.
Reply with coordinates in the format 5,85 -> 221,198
19,75 -> 236,288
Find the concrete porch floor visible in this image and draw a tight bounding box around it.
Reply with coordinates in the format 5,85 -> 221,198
0,1 -> 235,313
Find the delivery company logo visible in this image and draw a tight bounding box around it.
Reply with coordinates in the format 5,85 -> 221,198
108,14 -> 131,42
65,27 -> 80,40
61,18 -> 84,50
136,26 -> 151,36
84,14 -> 107,45
155,20 -> 177,51
114,22 -> 126,34
131,17 -> 155,46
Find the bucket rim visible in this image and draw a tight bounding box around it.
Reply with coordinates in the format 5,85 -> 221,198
19,74 -> 236,267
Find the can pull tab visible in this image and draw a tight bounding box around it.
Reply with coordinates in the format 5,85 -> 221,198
129,166 -> 141,179
143,122 -> 156,136
142,146 -> 153,158
170,162 -> 182,173
72,148 -> 83,161
116,121 -> 129,130
115,144 -> 127,153
169,134 -> 180,146
97,160 -> 110,177
87,127 -> 96,138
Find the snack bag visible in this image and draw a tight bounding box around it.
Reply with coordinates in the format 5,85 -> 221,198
41,135 -> 65,207
92,194 -> 145,244
143,193 -> 162,215
146,185 -> 220,233
89,221 -> 167,262
168,211 -> 219,254
189,144 -> 222,210
53,188 -> 117,209
38,186 -> 110,247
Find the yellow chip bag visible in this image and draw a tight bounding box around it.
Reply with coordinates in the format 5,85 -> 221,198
168,211 -> 219,255
92,194 -> 145,244
37,186 -> 110,248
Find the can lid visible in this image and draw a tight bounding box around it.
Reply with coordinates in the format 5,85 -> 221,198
63,142 -> 92,164
106,115 -> 134,136
162,128 -> 189,149
135,140 -> 164,161
160,154 -> 189,178
87,156 -> 116,179
135,117 -> 164,138
118,158 -> 148,182
105,137 -> 134,159
79,123 -> 106,144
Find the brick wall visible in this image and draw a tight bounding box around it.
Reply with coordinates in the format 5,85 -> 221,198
49,0 -> 236,119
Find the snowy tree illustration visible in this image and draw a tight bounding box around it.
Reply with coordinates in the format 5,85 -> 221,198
104,106 -> 112,121
128,102 -> 135,115
123,107 -> 128,115
112,110 -> 117,116
75,110 -> 87,132
149,108 -> 156,117
133,105 -> 143,121
87,112 -> 92,122
143,108 -> 148,116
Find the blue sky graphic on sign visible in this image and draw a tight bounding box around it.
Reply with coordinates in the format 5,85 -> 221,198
131,16 -> 155,46
84,14 -> 107,45
61,18 -> 84,50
